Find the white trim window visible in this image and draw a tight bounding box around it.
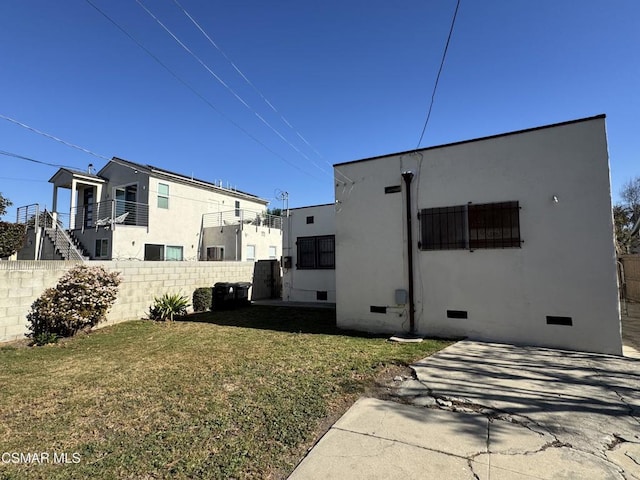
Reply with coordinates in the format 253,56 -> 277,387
166,245 -> 183,261
157,183 -> 169,209
246,244 -> 256,261
268,246 -> 277,259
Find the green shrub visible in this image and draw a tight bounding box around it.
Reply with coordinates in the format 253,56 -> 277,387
0,221 -> 26,258
33,332 -> 59,346
193,287 -> 212,312
148,293 -> 190,321
27,265 -> 121,342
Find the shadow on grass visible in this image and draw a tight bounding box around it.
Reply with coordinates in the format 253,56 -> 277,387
177,304 -> 392,338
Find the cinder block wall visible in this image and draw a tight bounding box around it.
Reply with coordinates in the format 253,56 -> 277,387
0,260 -> 254,343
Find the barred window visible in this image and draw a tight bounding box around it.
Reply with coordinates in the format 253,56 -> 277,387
297,235 -> 335,269
468,202 -> 520,249
420,202 -> 521,251
420,205 -> 467,250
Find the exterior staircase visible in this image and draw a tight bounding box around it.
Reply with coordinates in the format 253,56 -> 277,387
42,213 -> 89,261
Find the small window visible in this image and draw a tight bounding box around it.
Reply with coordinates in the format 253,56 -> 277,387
421,205 -> 467,250
297,235 -> 335,269
144,244 -> 164,261
235,200 -> 241,217
306,216 -> 314,224
246,244 -> 256,261
157,183 -> 169,209
165,245 -> 183,261
95,239 -> 109,259
268,246 -> 277,259
206,246 -> 224,261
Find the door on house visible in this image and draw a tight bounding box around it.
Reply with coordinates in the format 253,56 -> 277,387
83,188 -> 94,228
114,185 -> 137,225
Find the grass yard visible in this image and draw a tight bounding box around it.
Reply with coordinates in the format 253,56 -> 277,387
0,306 -> 450,479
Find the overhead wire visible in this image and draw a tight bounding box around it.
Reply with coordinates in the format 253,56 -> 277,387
135,0 -> 334,180
416,0 -> 461,148
0,149 -> 84,169
169,0 -> 353,184
83,0 -> 325,183
0,115 -> 278,205
0,114 -> 110,161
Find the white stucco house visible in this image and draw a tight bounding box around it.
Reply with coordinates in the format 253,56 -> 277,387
282,204 -> 336,303
18,157 -> 282,262
333,114 -> 622,355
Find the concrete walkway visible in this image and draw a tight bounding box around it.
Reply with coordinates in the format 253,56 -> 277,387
290,337 -> 640,479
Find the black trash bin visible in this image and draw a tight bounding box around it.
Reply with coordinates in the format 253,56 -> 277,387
212,282 -> 252,310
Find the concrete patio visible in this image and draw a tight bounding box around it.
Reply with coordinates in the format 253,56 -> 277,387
289,305 -> 640,479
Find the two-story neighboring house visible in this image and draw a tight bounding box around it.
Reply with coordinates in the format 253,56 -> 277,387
18,157 -> 282,262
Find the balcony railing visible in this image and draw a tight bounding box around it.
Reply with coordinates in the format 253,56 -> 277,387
202,209 -> 282,230
71,200 -> 149,230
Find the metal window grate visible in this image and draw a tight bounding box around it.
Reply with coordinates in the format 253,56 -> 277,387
420,206 -> 467,250
296,235 -> 335,269
468,201 -> 520,249
420,201 -> 521,251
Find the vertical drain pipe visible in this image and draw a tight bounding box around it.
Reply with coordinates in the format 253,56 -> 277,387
401,171 -> 416,334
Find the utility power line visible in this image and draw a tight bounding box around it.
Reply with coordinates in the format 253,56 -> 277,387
416,0 -> 461,148
0,114 -> 110,161
170,0 -> 354,184
84,0 -> 325,183
0,149 -> 84,169
135,0 -> 332,179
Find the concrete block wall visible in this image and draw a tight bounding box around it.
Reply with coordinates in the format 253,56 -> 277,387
0,260 -> 254,343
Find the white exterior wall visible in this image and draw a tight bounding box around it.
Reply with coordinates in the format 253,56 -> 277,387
283,204 -> 336,303
335,116 -> 622,355
201,225 -> 282,262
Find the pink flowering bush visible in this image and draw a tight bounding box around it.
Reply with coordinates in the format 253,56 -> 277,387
27,265 -> 121,344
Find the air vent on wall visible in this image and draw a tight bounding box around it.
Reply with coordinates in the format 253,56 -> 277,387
546,316 -> 573,326
370,306 -> 387,314
447,310 -> 468,319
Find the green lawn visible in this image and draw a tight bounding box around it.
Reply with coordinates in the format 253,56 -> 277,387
0,306 -> 450,479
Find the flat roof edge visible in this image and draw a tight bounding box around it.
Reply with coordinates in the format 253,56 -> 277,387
334,114 -> 606,167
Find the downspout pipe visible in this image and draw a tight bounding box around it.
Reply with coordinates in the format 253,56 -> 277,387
401,171 -> 416,334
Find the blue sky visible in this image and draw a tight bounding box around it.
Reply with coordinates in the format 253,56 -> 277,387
1,0 -> 639,220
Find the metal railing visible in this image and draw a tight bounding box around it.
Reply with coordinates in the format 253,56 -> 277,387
202,209 -> 283,230
43,212 -> 86,261
71,200 -> 149,230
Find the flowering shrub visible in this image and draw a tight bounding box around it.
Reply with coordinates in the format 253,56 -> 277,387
27,265 -> 121,343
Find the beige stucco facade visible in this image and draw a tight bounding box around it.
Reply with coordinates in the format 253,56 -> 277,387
334,115 -> 622,355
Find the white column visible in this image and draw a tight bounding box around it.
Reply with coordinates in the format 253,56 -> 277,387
70,179 -> 77,230
51,186 -> 59,224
